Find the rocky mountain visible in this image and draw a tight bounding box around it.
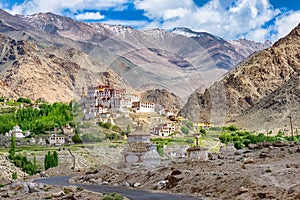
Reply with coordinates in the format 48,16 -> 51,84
141,89 -> 182,115
0,32 -> 125,102
6,11 -> 268,101
181,23 -> 300,130
234,75 -> 300,131
171,27 -> 271,70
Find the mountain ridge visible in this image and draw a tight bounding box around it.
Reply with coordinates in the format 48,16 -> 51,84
0,9 -> 269,105
181,22 -> 300,130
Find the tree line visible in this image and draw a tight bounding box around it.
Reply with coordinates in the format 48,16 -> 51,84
0,101 -> 74,135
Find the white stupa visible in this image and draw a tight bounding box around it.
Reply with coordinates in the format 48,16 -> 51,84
11,126 -> 25,138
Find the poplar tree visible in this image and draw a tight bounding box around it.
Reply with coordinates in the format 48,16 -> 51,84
9,133 -> 16,159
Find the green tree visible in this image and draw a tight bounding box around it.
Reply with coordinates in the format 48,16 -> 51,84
184,120 -> 194,130
199,128 -> 207,137
53,151 -> 58,167
44,151 -> 59,170
72,134 -> 82,143
44,151 -> 50,170
126,125 -> 131,135
181,125 -> 189,134
9,133 -> 16,159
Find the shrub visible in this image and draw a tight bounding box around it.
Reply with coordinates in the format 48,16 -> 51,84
103,122 -> 112,129
156,143 -> 164,156
237,131 -> 249,137
98,121 -> 112,129
97,121 -> 104,127
234,141 -> 245,150
105,133 -> 120,141
112,125 -> 124,134
72,134 -> 82,143
181,125 -> 189,134
16,97 -> 31,104
224,125 -> 239,132
242,139 -> 251,147
111,192 -> 124,200
102,192 -> 124,200
12,172 -> 17,180
183,120 -> 194,130
199,128 -> 207,137
277,130 -> 285,137
81,134 -> 102,143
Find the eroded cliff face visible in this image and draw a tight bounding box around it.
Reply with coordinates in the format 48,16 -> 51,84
182,23 -> 300,128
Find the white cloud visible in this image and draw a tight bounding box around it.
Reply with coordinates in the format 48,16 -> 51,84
163,8 -> 189,20
134,0 -> 195,20
5,0 -> 129,15
134,0 -> 283,42
75,12 -> 105,20
245,28 -> 270,42
271,11 -> 300,41
1,0 -> 299,42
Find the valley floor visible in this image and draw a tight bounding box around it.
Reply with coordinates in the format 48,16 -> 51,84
0,141 -> 299,200
72,141 -> 300,200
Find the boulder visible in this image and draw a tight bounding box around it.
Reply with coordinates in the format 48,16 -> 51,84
273,141 -> 285,147
121,181 -> 130,187
262,142 -> 271,148
154,180 -> 168,190
243,158 -> 255,164
52,191 -> 65,198
10,181 -> 23,191
239,187 -> 249,194
259,152 -> 270,158
27,182 -> 40,193
133,183 -> 141,188
166,170 -> 183,187
40,172 -> 49,177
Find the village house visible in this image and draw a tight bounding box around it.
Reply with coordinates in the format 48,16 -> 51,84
153,123 -> 176,137
198,122 -> 212,128
132,101 -> 155,113
48,134 -> 65,146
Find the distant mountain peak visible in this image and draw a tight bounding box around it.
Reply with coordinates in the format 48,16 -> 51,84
170,27 -> 225,41
170,27 -> 208,37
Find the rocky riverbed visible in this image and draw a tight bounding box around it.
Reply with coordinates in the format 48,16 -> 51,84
0,141 -> 299,200
71,141 -> 300,200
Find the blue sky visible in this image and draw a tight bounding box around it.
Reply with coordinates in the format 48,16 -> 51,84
0,0 -> 299,42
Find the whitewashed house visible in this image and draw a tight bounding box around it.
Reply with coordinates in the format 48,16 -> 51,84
48,134 -> 65,145
153,123 -> 176,137
132,101 -> 155,113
